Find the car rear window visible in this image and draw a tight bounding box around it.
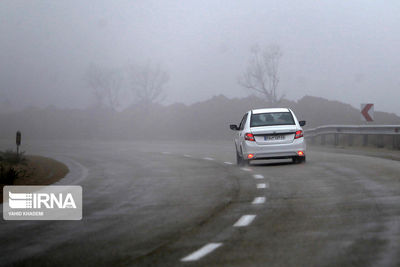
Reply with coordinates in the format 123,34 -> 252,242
250,112 -> 295,127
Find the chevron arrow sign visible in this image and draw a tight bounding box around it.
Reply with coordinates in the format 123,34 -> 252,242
361,103 -> 374,122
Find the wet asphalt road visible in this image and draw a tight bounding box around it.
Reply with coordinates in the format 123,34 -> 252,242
0,140 -> 399,267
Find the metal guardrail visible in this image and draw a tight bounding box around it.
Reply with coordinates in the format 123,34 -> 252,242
304,125 -> 400,149
305,125 -> 400,137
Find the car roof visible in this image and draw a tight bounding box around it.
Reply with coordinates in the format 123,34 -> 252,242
251,108 -> 291,114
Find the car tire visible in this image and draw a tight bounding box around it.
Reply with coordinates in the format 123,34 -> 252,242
241,159 -> 250,166
237,147 -> 250,166
236,149 -> 242,165
239,148 -> 250,166
293,156 -> 306,164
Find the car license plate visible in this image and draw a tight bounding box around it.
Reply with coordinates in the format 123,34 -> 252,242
264,135 -> 285,141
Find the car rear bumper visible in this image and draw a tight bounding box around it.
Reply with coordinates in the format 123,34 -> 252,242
242,138 -> 306,160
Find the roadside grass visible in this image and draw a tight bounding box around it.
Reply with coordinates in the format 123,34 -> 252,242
0,155 -> 69,202
0,149 -> 27,165
0,150 -> 27,185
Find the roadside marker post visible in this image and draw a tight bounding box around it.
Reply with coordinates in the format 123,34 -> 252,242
16,131 -> 21,157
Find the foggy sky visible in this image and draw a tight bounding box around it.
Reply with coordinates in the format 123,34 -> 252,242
1,1 -> 400,114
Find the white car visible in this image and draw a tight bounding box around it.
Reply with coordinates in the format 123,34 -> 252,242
230,108 -> 306,165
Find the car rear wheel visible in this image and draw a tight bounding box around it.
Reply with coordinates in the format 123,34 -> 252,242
293,156 -> 306,164
241,159 -> 250,166
236,149 -> 242,165
239,148 -> 250,166
236,147 -> 250,166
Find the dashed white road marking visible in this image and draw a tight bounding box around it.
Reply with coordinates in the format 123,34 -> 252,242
162,152 -> 171,155
181,243 -> 222,262
233,215 -> 256,227
253,174 -> 264,179
184,154 -> 192,158
224,161 -> 233,165
203,157 -> 214,161
257,183 -> 269,189
240,167 -> 252,172
252,197 -> 266,204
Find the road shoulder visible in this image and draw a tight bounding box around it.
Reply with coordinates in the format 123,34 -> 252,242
0,155 -> 69,202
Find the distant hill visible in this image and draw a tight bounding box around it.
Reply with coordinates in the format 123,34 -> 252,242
292,96 -> 400,128
0,95 -> 399,140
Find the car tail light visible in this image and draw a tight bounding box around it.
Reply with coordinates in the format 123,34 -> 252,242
297,151 -> 305,156
295,130 -> 303,139
245,133 -> 255,141
247,153 -> 254,159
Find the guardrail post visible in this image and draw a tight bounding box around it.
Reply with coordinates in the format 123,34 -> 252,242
334,133 -> 338,147
393,135 -> 398,150
363,135 -> 368,147
311,136 -> 315,145
347,134 -> 353,146
377,135 -> 384,148
321,135 -> 326,145
397,136 -> 400,150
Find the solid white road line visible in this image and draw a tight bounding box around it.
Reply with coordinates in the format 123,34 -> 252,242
184,154 -> 192,158
224,161 -> 233,165
257,183 -> 269,189
55,156 -> 89,184
233,215 -> 256,227
181,243 -> 222,262
240,167 -> 252,172
253,174 -> 264,179
252,197 -> 266,204
203,157 -> 214,161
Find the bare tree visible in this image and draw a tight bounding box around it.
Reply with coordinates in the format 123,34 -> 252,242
85,65 -> 123,110
128,63 -> 169,106
238,44 -> 284,105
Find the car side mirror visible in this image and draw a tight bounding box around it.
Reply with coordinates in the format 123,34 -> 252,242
230,124 -> 239,131
299,120 -> 306,127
